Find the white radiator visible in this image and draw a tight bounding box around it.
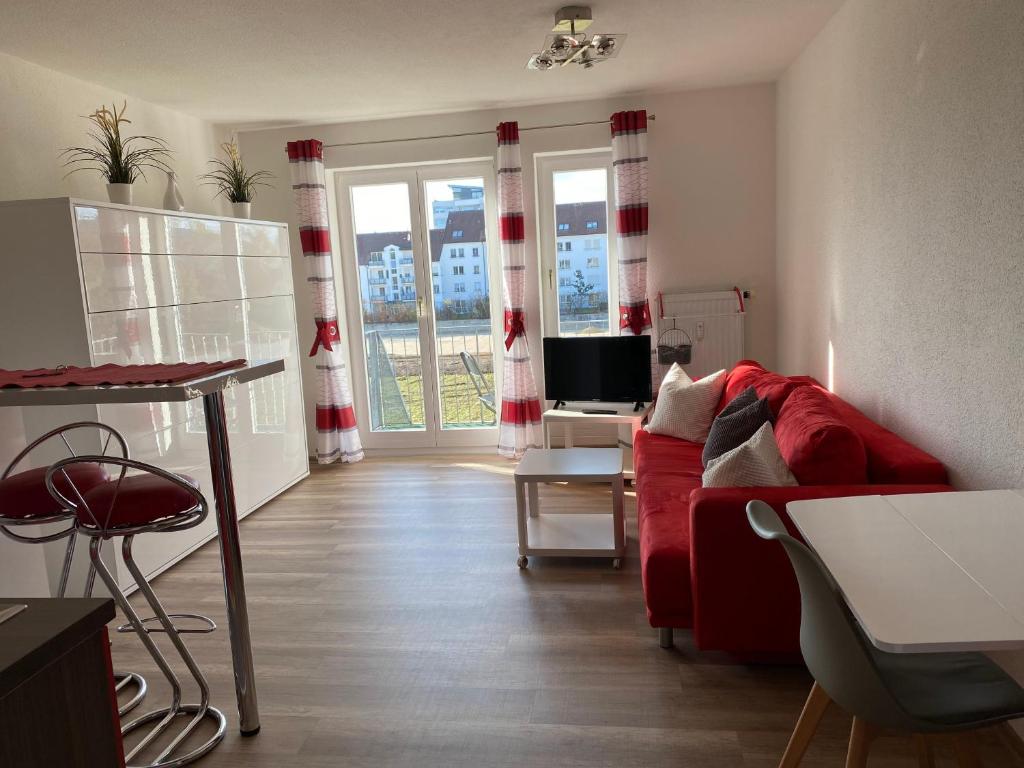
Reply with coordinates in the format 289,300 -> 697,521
655,289 -> 746,383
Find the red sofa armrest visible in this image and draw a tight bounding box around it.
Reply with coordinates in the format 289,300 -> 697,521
689,483 -> 953,657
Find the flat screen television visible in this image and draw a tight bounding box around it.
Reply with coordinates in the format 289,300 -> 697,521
543,336 -> 652,407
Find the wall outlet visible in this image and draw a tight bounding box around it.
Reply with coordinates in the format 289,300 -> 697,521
696,321 -> 705,340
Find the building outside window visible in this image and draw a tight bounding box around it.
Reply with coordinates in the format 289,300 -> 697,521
454,282 -> 466,293
473,265 -> 481,274
587,256 -> 600,268
586,220 -> 599,229
557,223 -> 570,232
472,247 -> 479,257
558,258 -> 571,270
453,265 -> 464,275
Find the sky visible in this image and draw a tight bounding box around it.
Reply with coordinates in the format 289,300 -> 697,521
350,169 -> 608,234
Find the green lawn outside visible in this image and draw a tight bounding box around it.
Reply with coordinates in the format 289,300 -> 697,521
396,373 -> 496,428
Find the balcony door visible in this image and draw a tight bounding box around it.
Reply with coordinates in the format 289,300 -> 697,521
335,162 -> 502,449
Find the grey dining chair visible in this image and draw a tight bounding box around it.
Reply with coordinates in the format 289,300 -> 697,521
746,499 -> 1024,768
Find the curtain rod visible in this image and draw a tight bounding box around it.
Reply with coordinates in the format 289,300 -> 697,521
322,114 -> 655,149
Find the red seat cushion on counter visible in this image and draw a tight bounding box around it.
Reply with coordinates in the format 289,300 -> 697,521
719,360 -> 800,418
0,463 -> 110,520
775,387 -> 868,485
634,431 -> 704,627
78,473 -> 201,529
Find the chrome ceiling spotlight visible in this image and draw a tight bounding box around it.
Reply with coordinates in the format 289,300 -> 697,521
526,5 -> 625,70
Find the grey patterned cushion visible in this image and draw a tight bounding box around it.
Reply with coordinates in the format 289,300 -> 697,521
702,422 -> 798,488
702,387 -> 774,467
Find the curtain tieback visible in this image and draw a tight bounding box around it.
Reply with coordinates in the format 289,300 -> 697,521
619,303 -> 651,336
504,309 -> 525,350
310,319 -> 340,356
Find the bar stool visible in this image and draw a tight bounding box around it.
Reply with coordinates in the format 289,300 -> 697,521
0,421 -> 147,716
47,455 -> 226,768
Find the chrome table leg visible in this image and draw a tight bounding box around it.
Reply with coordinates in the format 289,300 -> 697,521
202,390 -> 260,736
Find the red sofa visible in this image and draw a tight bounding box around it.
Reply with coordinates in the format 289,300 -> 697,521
634,360 -> 952,657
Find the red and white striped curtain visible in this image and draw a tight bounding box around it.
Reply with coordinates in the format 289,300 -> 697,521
286,140 -> 364,465
496,122 -> 542,458
611,110 -> 652,336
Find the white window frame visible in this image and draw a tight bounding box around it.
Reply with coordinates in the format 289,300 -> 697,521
333,159 -> 503,450
535,150 -> 618,337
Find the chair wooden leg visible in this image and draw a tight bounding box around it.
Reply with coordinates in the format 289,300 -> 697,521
914,734 -> 935,768
952,733 -> 983,768
845,717 -> 876,768
778,682 -> 831,768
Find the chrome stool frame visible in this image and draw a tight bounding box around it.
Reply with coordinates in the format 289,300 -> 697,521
1,421 -> 147,716
47,455 -> 226,768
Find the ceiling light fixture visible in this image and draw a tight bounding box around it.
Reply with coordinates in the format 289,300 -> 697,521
527,6 -> 625,71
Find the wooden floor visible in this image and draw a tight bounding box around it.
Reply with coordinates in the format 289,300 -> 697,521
110,455 -> 1018,767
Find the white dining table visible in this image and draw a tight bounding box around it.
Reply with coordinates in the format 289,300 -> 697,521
0,359 -> 284,735
787,490 -> 1024,654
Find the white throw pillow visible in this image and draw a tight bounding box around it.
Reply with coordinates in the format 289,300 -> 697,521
645,365 -> 726,442
702,422 -> 798,488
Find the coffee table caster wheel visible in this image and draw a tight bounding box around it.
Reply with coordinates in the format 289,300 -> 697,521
517,555 -> 528,569
612,558 -> 622,570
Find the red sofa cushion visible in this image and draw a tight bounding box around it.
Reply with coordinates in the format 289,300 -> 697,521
719,360 -> 799,418
774,387 -> 868,485
818,389 -> 949,484
634,431 -> 703,628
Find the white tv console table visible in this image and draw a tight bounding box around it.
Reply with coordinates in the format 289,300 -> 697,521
541,402 -> 651,481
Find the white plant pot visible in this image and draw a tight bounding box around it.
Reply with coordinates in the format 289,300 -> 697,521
232,201 -> 252,219
107,183 -> 134,205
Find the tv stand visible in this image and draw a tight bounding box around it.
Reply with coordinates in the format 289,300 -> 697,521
552,400 -> 566,410
541,402 -> 652,481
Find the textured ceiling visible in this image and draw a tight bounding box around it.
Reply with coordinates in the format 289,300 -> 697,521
0,0 -> 843,125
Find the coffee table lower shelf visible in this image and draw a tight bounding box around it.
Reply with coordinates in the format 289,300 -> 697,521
520,513 -> 622,566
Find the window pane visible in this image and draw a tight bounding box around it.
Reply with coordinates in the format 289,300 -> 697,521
423,177 -> 496,430
552,168 -> 610,336
350,183 -> 425,431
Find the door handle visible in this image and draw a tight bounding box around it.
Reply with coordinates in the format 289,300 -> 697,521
548,268 -> 554,290
417,296 -> 424,318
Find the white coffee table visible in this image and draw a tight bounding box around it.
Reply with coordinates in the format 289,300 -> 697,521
513,448 -> 625,569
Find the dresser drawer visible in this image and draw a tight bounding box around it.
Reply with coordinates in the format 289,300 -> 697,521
75,205 -> 238,255
80,252 -> 250,311
88,295 -> 301,372
75,205 -> 288,258
236,222 -> 288,257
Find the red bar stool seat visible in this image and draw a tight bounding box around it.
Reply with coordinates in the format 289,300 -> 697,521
0,463 -> 110,519
79,474 -> 201,531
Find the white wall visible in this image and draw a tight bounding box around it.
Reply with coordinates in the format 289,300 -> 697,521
776,0 -> 1024,490
0,51 -> 228,215
236,84 -> 777,451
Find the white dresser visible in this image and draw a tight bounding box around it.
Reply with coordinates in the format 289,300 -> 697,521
0,197 -> 309,595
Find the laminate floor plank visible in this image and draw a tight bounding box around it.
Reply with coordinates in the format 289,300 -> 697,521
105,455 -> 1017,767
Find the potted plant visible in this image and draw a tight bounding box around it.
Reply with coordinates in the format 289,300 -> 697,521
200,141 -> 273,218
62,102 -> 171,205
